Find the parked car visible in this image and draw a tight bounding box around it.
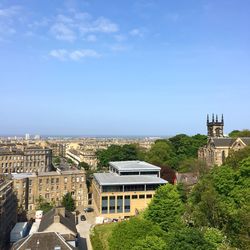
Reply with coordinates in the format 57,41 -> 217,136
83,207 -> 94,213
80,215 -> 86,221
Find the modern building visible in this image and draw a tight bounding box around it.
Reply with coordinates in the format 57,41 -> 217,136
198,115 -> 250,166
0,178 -> 17,249
92,161 -> 167,219
0,146 -> 52,174
12,169 -> 88,214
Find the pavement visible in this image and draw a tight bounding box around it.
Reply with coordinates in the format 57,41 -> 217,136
76,211 -> 96,250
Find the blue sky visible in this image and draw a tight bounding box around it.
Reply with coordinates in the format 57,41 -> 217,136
0,0 -> 249,136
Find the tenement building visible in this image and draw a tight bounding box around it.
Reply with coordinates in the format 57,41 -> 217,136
198,114 -> 250,166
0,146 -> 52,174
92,161 -> 167,219
12,169 -> 88,213
0,177 -> 17,249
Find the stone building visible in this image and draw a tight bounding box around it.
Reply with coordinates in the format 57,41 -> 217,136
198,115 -> 250,166
0,146 -> 52,174
12,169 -> 88,214
0,178 -> 17,249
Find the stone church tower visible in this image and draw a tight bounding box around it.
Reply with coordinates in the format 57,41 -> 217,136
207,114 -> 224,137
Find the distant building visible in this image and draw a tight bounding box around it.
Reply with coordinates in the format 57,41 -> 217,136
0,178 -> 17,249
25,134 -> 30,141
198,114 -> 250,166
12,169 -> 88,213
0,146 -> 52,174
92,161 -> 167,219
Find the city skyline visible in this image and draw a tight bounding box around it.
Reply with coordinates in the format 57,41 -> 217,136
0,0 -> 249,136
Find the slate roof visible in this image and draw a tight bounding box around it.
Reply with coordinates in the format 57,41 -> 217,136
12,232 -> 74,250
210,137 -> 250,147
240,137 -> 250,146
38,208 -> 77,234
212,138 -> 235,147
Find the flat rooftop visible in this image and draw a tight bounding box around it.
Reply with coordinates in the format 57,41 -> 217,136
109,161 -> 161,172
94,172 -> 167,186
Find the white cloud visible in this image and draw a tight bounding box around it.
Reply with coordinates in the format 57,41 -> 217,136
0,5 -> 20,18
49,49 -> 100,61
49,12 -> 119,42
114,34 -> 127,42
129,28 -> 143,37
110,44 -> 129,52
0,5 -> 21,39
50,22 -> 76,42
85,34 -> 97,42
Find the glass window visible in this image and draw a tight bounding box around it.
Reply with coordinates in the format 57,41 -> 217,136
124,195 -> 130,212
132,195 -> 138,199
117,196 -> 123,213
124,185 -> 144,192
146,194 -> 152,199
139,194 -> 145,199
102,196 -> 108,214
109,196 -> 116,213
102,185 -> 123,192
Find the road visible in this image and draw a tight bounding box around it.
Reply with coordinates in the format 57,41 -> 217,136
76,212 -> 96,250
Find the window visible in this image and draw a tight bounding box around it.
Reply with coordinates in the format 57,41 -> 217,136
117,196 -> 123,213
124,195 -> 130,212
146,194 -> 152,199
102,185 -> 123,192
124,185 -> 144,192
139,194 -> 145,199
102,196 -> 108,214
132,195 -> 138,199
109,196 -> 115,213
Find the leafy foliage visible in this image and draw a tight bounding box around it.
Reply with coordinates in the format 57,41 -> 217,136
132,235 -> 166,250
146,134 -> 207,171
78,161 -> 90,171
229,129 -> 250,138
188,156 -> 250,249
36,196 -> 54,214
62,192 -> 75,212
165,227 -> 215,250
225,146 -> 250,169
145,184 -> 184,231
96,144 -> 141,168
108,217 -> 165,250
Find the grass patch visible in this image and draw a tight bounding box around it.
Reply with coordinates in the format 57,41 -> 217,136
90,223 -> 116,250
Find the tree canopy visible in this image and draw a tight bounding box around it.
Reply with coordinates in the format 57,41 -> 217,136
229,129 -> 250,138
62,192 -> 75,212
145,184 -> 184,231
96,144 -> 141,168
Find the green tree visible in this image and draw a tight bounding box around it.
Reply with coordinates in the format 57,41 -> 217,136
78,161 -> 90,171
67,158 -> 74,164
145,140 -> 176,167
62,192 -> 75,212
145,184 -> 184,231
132,235 -> 166,250
165,227 -> 215,250
53,157 -> 61,165
36,196 -> 54,213
225,146 -> 250,169
96,144 -> 140,168
229,129 -> 250,138
108,217 -> 165,250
